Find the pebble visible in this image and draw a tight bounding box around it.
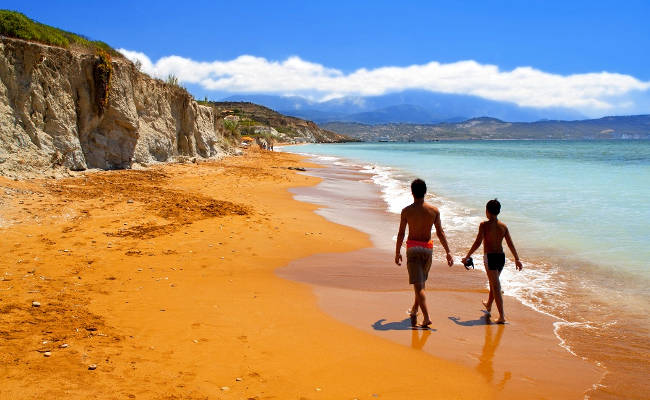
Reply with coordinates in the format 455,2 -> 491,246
43,351 -> 51,357
32,301 -> 41,307
60,344 -> 69,348
235,377 -> 242,382
220,386 -> 230,391
88,364 -> 97,370
127,199 -> 134,204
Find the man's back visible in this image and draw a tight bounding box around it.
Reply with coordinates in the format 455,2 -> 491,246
403,202 -> 439,242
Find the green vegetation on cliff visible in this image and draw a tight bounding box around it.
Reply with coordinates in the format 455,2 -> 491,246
0,10 -> 118,55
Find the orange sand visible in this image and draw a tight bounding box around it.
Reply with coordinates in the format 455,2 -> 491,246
0,151 -> 495,399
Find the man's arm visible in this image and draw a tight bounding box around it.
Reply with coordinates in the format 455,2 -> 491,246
395,209 -> 407,265
434,211 -> 454,267
462,223 -> 483,264
504,227 -> 523,271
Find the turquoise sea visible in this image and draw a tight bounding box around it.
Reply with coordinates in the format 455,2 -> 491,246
282,140 -> 650,386
285,140 -> 649,271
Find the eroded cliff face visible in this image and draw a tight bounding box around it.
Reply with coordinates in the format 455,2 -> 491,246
0,37 -> 234,178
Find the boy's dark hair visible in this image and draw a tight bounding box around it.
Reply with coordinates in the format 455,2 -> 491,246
411,179 -> 427,199
486,198 -> 501,216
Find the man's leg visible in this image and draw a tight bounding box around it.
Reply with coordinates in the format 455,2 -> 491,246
487,270 -> 505,323
408,286 -> 419,327
410,285 -> 420,315
415,282 -> 431,326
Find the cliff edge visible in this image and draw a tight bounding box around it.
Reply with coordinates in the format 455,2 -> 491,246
0,36 -> 240,178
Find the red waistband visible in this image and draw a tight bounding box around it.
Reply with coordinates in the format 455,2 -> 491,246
406,239 -> 433,249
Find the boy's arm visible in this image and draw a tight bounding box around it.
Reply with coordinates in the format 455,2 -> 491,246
395,210 -> 407,265
462,223 -> 483,264
434,211 -> 454,267
504,227 -> 523,270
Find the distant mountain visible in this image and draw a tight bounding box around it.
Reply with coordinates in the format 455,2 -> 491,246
222,90 -> 586,124
320,115 -> 650,141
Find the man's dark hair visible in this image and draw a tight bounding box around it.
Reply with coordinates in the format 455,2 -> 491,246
486,198 -> 501,216
411,179 -> 427,199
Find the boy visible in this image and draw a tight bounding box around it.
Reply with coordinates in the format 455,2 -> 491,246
462,199 -> 523,324
395,179 -> 453,328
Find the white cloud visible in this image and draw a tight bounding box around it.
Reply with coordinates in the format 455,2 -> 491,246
118,48 -> 650,111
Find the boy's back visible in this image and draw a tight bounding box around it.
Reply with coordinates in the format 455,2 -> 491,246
481,220 -> 509,254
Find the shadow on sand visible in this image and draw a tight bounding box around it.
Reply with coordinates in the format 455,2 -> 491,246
448,314 -> 492,326
372,318 -> 437,332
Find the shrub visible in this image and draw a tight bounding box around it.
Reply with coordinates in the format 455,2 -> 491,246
166,74 -> 179,87
94,50 -> 112,113
223,119 -> 238,134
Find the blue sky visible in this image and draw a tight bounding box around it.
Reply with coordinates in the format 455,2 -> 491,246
7,0 -> 650,115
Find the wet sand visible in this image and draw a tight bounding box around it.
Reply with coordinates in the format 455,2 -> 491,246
0,150 -> 495,399
278,159 -> 605,399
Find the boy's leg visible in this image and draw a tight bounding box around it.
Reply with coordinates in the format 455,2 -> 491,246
483,270 -> 494,313
487,270 -> 505,322
415,282 -> 431,326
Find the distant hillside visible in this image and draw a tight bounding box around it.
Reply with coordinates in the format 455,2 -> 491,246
222,90 -> 586,124
322,115 -> 650,141
199,101 -> 354,143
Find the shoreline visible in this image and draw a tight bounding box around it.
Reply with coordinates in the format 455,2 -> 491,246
278,152 -> 606,398
0,150 -> 494,399
280,145 -> 650,399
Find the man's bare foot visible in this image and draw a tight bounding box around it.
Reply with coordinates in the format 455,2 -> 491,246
420,319 -> 432,328
495,316 -> 506,324
407,309 -> 418,327
482,300 -> 491,314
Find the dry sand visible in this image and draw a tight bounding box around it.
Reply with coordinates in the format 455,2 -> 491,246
0,150 -> 496,399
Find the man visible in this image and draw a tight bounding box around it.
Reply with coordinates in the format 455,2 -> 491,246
395,179 -> 453,328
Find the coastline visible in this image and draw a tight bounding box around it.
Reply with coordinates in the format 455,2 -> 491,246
0,150 -> 493,399
277,155 -> 604,398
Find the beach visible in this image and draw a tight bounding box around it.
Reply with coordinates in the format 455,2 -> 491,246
1,150 -> 493,399
281,141 -> 650,400
0,149 -> 627,399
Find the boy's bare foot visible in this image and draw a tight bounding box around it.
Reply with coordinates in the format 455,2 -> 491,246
420,319 -> 432,328
495,316 -> 506,324
482,300 -> 491,314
